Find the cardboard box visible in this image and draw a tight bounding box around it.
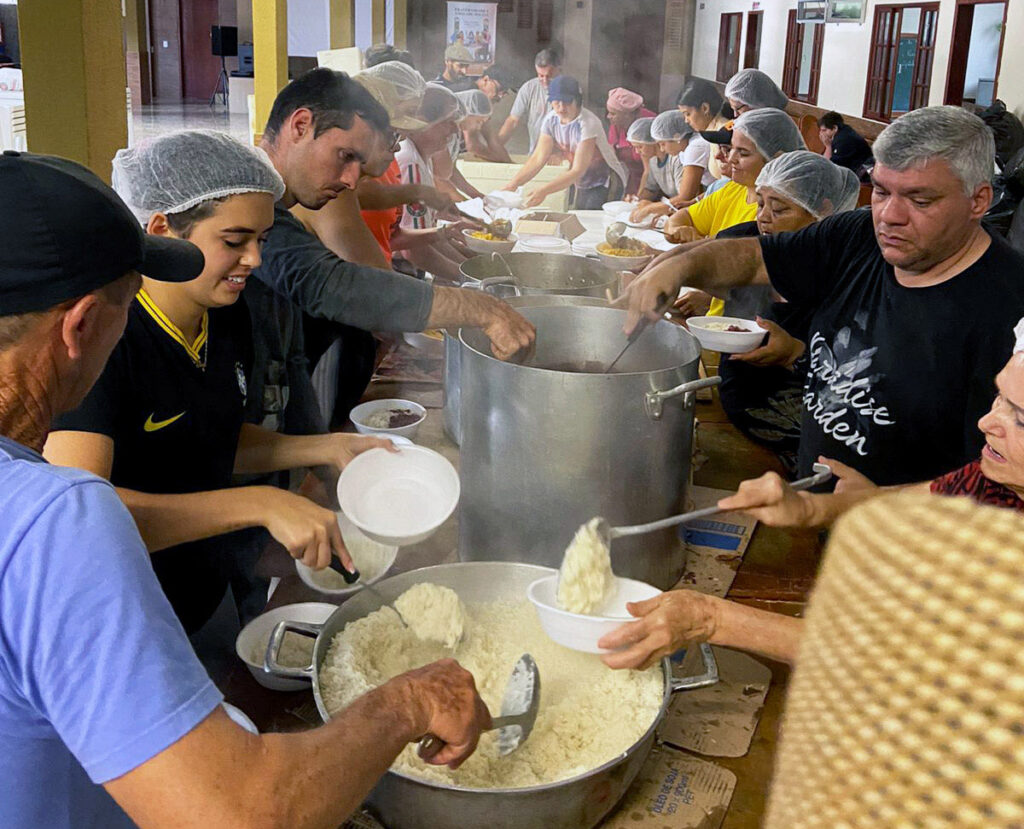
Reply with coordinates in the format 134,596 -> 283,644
602,745 -> 736,828
515,211 -> 587,240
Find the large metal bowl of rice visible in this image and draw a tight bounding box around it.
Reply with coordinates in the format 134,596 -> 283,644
265,562 -> 718,829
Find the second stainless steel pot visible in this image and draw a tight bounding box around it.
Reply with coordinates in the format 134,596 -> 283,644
266,562 -> 718,829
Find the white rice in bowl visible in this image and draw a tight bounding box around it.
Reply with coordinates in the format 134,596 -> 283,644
318,591 -> 662,789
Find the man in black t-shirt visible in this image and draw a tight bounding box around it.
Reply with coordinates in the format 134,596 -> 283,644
818,112 -> 873,176
622,106 -> 1024,486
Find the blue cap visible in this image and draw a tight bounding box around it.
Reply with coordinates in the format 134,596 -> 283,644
547,75 -> 582,102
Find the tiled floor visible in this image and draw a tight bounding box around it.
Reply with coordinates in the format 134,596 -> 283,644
132,101 -> 250,144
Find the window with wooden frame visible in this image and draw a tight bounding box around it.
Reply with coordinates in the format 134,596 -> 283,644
864,3 -> 939,121
782,10 -> 824,104
744,11 -> 764,69
716,13 -> 742,82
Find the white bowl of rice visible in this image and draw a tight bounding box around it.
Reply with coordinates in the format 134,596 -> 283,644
295,512 -> 399,596
235,602 -> 336,691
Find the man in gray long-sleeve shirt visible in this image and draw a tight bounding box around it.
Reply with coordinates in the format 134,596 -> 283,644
249,68 -> 535,427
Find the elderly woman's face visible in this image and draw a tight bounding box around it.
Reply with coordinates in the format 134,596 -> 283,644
727,130 -> 767,188
607,108 -> 637,129
755,189 -> 817,235
631,142 -> 658,161
978,355 -> 1024,493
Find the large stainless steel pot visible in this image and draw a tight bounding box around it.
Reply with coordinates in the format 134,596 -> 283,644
459,306 -> 718,590
458,251 -> 619,298
443,291 -> 615,445
266,562 -> 718,829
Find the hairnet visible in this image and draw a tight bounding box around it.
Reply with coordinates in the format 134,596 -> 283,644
455,89 -> 492,119
733,108 -> 805,160
756,150 -> 861,219
607,87 -> 644,112
422,83 -> 461,125
354,61 -> 428,130
627,117 -> 656,144
650,110 -> 693,142
724,69 -> 788,111
111,129 -> 284,225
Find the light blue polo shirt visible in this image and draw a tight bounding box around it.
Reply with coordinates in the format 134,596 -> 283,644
0,435 -> 222,828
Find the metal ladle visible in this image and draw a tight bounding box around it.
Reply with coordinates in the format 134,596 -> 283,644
419,653 -> 540,759
605,220 -> 668,249
590,463 -> 833,549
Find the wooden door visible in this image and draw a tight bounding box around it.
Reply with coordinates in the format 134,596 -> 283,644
716,13 -> 742,82
944,0 -> 1009,106
744,11 -> 763,69
149,0 -> 182,100
181,0 -> 222,101
864,4 -> 939,121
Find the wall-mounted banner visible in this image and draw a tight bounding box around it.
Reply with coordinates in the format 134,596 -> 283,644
447,2 -> 498,64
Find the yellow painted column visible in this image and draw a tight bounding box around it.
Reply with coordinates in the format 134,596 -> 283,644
329,0 -> 356,49
253,0 -> 288,144
17,0 -> 127,183
393,0 -> 408,49
371,0 -> 387,45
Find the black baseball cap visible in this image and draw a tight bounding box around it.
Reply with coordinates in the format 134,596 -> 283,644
0,151 -> 205,316
481,64 -> 517,93
700,125 -> 734,145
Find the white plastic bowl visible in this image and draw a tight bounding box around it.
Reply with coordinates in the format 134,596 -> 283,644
337,445 -> 460,546
462,228 -> 518,255
527,574 -> 662,654
686,316 -> 768,354
602,200 -> 633,217
295,512 -> 398,596
235,602 -> 336,691
350,398 -> 426,439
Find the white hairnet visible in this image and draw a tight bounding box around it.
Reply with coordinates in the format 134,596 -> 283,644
756,150 -> 861,220
455,89 -> 492,119
422,83 -> 461,126
111,129 -> 284,225
354,61 -> 428,130
733,108 -> 805,161
650,110 -> 693,142
627,117 -> 656,144
724,69 -> 788,111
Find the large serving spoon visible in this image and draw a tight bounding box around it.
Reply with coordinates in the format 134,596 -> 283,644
606,220 -> 668,249
589,463 -> 833,549
418,653 -> 541,759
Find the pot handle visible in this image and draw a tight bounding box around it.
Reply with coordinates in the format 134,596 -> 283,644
264,620 -> 322,680
669,643 -> 719,692
644,376 -> 721,420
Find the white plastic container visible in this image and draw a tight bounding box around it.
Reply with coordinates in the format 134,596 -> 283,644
294,512 -> 399,596
515,235 -> 572,255
527,574 -> 661,653
337,445 -> 460,546
349,398 -> 426,439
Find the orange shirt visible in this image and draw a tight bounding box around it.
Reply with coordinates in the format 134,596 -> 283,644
361,160 -> 402,264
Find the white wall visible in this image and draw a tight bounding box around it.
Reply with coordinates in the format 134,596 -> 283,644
691,0 -> 1023,120
964,3 -> 1003,98
288,0 -> 330,56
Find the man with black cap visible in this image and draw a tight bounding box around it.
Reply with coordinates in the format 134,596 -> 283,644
0,150 -> 489,828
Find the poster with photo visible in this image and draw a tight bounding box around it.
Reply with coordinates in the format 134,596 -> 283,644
447,2 -> 498,64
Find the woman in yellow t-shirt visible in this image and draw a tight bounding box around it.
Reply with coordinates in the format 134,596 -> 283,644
664,109 -> 805,314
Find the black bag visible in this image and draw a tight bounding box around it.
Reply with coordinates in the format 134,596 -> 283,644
979,100 -> 1024,170
984,146 -> 1024,238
